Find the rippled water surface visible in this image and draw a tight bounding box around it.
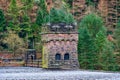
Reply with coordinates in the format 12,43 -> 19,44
0,67 -> 120,80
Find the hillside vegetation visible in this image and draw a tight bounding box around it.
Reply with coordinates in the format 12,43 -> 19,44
0,0 -> 120,71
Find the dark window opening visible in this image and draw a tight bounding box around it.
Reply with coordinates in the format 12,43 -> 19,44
31,55 -> 34,60
64,53 -> 69,60
28,55 -> 34,61
55,53 -> 61,60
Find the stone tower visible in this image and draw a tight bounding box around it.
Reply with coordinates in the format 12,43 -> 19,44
41,23 -> 79,69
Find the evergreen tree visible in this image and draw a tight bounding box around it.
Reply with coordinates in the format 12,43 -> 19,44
21,0 -> 34,11
78,27 -> 97,69
0,9 -> 7,50
79,13 -> 104,38
94,30 -> 119,70
0,9 -> 6,32
7,0 -> 21,32
78,27 -> 94,54
95,29 -> 106,53
78,13 -> 119,71
8,0 -> 19,24
36,0 -> 48,26
114,19 -> 120,52
19,0 -> 36,49
101,41 -> 119,71
36,10 -> 46,26
35,0 -> 48,51
113,19 -> 120,71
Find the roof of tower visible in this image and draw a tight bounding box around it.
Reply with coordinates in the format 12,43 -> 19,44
42,22 -> 77,33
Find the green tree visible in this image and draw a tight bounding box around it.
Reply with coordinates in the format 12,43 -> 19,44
21,0 -> 34,12
94,30 -> 119,70
19,0 -> 37,49
78,27 -> 97,69
0,9 -> 6,32
37,0 -> 47,10
95,29 -> 106,53
78,13 -> 119,71
35,0 -> 48,52
36,10 -> 47,26
78,13 -> 105,55
113,19 -> 120,71
79,13 -> 104,38
101,41 -> 119,71
44,8 -> 75,24
114,19 -> 120,52
36,0 -> 48,26
78,27 -> 94,54
7,0 -> 25,34
7,0 -> 20,31
0,9 -> 7,50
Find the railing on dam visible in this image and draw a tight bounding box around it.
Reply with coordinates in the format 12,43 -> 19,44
25,59 -> 42,68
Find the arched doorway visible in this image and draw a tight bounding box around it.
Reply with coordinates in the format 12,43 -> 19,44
64,53 -> 69,60
29,55 -> 35,60
55,53 -> 61,60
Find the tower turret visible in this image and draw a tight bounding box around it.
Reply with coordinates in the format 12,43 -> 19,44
41,22 -> 79,69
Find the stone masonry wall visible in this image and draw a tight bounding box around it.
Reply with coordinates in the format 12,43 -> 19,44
42,33 -> 79,69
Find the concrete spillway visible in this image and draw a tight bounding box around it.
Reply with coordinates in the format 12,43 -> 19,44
0,67 -> 120,80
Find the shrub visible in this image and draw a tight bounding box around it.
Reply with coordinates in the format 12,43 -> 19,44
44,8 -> 76,24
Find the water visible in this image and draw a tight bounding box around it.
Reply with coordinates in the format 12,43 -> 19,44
0,67 -> 120,80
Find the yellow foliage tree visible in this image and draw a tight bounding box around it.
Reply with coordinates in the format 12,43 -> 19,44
3,31 -> 25,55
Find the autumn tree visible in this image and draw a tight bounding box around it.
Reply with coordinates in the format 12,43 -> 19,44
3,31 -> 25,55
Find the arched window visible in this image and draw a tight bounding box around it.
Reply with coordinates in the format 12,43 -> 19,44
64,53 -> 69,60
55,53 -> 61,60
